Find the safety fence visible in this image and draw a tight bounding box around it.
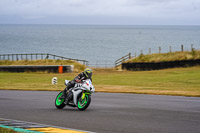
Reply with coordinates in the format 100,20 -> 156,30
115,53 -> 133,67
0,53 -> 88,66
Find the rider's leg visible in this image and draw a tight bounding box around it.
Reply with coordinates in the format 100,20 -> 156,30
59,80 -> 75,99
59,88 -> 67,99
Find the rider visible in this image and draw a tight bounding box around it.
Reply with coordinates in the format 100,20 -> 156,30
59,68 -> 93,100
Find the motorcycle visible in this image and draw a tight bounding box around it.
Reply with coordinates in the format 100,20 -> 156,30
55,79 -> 95,111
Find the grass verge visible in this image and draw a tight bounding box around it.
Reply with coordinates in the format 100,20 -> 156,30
127,50 -> 200,63
0,66 -> 200,97
0,127 -> 20,133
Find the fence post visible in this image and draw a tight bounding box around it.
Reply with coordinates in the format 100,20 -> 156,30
159,46 -> 161,54
46,54 -> 49,59
128,53 -> 131,59
181,45 -> 184,52
169,46 -> 172,53
191,44 -> 194,51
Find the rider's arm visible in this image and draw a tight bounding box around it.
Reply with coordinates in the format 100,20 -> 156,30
74,73 -> 84,82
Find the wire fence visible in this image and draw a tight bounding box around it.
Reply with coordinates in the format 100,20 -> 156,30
88,60 -> 115,68
136,44 -> 196,56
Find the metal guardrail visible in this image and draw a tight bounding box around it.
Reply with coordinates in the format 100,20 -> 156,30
0,53 -> 88,66
115,53 -> 132,67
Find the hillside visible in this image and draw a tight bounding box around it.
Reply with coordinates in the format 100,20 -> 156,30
127,50 -> 200,63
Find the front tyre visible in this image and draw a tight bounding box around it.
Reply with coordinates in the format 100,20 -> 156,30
77,95 -> 91,111
55,91 -> 66,109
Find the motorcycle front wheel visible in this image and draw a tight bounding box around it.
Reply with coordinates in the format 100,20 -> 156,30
77,95 -> 91,111
55,91 -> 66,109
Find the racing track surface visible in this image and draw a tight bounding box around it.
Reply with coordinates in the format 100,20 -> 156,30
0,90 -> 200,133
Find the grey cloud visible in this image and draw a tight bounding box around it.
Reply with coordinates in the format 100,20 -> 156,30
0,0 -> 199,25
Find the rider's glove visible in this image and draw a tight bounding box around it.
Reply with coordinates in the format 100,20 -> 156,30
75,79 -> 81,83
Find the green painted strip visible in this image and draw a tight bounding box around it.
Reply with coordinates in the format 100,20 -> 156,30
0,124 -> 42,133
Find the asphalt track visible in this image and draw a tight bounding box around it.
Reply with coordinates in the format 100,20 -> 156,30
0,90 -> 200,133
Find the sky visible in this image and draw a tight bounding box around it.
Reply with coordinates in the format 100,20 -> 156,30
0,0 -> 199,25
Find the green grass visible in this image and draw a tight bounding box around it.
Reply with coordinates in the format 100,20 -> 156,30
0,127 -> 20,133
0,66 -> 200,97
128,50 -> 200,63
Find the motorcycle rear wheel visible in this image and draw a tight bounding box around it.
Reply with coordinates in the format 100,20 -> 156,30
55,91 -> 66,109
77,95 -> 91,111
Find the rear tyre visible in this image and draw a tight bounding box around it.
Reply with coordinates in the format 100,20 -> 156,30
77,95 -> 91,111
55,91 -> 66,109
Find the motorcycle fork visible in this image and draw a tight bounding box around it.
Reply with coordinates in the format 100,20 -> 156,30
81,90 -> 85,100
81,91 -> 91,100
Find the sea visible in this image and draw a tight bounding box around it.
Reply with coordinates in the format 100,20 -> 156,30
0,25 -> 200,67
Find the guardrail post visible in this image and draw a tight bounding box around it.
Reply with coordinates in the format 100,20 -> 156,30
159,46 -> 161,54
46,54 -> 49,59
129,53 -> 131,59
191,44 -> 193,51
169,46 -> 172,53
181,45 -> 184,52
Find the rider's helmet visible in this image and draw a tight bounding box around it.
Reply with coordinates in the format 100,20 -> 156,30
84,68 -> 93,79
